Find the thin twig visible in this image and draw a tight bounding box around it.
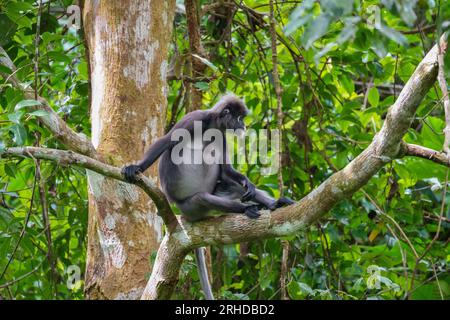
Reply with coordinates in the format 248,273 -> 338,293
0,260 -> 44,289
362,190 -> 419,258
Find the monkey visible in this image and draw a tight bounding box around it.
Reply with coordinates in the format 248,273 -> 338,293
122,94 -> 294,299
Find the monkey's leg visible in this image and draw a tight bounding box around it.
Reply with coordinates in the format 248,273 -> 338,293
182,192 -> 260,219
254,192 -> 295,210
253,189 -> 277,209
191,192 -> 247,212
214,180 -> 277,210
232,187 -> 295,211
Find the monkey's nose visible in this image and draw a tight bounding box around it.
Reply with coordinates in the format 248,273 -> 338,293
236,122 -> 246,131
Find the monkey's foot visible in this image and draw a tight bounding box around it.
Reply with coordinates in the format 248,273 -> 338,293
277,197 -> 295,207
268,197 -> 295,210
244,205 -> 260,219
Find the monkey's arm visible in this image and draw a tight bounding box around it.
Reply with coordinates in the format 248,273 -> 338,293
123,111 -> 208,182
138,135 -> 173,171
220,139 -> 257,202
221,164 -> 256,202
220,141 -> 295,208
122,134 -> 173,182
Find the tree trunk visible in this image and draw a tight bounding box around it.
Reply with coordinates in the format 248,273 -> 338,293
185,0 -> 206,112
82,0 -> 175,299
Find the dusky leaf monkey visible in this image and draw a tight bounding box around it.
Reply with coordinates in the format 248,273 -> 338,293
123,94 -> 294,299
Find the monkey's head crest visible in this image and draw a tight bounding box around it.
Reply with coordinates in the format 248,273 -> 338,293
212,94 -> 248,116
212,94 -> 249,132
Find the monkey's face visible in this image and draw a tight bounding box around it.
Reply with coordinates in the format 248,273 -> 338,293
218,107 -> 247,133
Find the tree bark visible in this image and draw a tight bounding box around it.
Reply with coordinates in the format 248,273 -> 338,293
82,0 -> 175,299
185,0 -> 207,112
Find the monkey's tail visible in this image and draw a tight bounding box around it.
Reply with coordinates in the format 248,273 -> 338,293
194,247 -> 215,300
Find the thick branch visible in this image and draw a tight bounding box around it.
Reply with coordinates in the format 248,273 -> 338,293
169,40 -> 441,246
0,46 -> 96,157
402,143 -> 450,167
140,234 -> 190,300
140,38 -> 443,299
0,147 -> 176,227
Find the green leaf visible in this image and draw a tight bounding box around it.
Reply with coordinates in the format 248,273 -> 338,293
194,82 -> 210,91
15,100 -> 41,110
28,110 -> 50,117
77,61 -> 88,80
283,0 -> 315,35
377,24 -> 408,46
6,1 -> 35,13
0,14 -> 17,46
337,20 -> 358,44
322,0 -> 354,17
302,13 -> 332,49
192,54 -> 218,71
259,274 -> 271,290
410,281 -> 449,300
370,35 -> 388,58
297,282 -> 314,295
0,64 -> 13,75
5,2 -> 33,28
340,74 -> 355,96
41,32 -> 63,45
284,15 -> 312,36
395,0 -> 418,27
5,163 -> 16,178
368,87 -> 380,107
8,111 -> 22,124
47,51 -> 72,64
10,124 -> 27,145
314,42 -> 337,63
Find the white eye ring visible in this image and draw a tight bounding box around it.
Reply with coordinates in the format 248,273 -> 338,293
237,116 -> 242,122
224,109 -> 230,114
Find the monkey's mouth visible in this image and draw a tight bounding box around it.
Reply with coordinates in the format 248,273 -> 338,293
234,127 -> 246,138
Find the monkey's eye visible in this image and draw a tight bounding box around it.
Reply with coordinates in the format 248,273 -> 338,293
222,109 -> 230,116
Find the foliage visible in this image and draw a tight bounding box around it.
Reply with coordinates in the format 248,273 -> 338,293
0,0 -> 449,299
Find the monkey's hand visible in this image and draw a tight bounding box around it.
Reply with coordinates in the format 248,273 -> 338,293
244,205 -> 260,219
241,181 -> 256,202
122,165 -> 142,183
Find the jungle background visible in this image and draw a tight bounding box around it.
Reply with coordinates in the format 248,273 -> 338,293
0,0 -> 449,300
